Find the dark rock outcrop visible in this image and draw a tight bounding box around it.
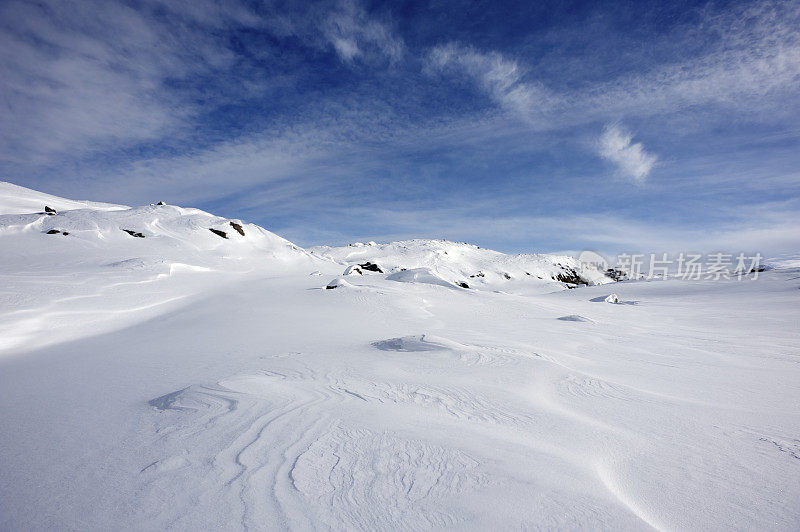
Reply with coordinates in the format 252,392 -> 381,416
156,201 -> 166,206
358,262 -> 383,273
229,222 -> 245,236
457,281 -> 470,289
44,206 -> 56,215
553,267 -> 589,286
209,228 -> 228,239
46,229 -> 60,234
122,229 -> 145,238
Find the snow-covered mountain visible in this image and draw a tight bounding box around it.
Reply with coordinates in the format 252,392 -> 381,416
311,239 -> 613,293
0,182 -> 310,270
1,182 -> 799,531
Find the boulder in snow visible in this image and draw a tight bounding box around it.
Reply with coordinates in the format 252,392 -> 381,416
605,293 -> 619,304
229,221 -> 245,236
209,228 -> 228,239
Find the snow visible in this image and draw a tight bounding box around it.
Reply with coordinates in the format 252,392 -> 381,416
1,183 -> 799,530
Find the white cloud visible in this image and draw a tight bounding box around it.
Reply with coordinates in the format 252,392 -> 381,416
428,43 -> 557,123
597,123 -> 657,182
321,0 -> 403,63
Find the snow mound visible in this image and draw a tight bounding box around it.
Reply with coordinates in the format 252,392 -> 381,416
372,334 -> 465,352
385,268 -> 464,289
605,293 -> 620,304
325,277 -> 353,290
343,264 -> 363,276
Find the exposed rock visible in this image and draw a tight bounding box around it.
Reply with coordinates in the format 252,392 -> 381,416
503,273 -> 512,280
344,265 -> 363,276
209,228 -> 228,239
46,229 -> 61,234
457,281 -> 470,289
44,206 -> 56,215
604,268 -> 628,281
553,267 -> 588,286
229,221 -> 245,236
605,293 -> 619,304
469,272 -> 485,278
122,229 -> 145,238
61,231 -> 69,236
358,262 -> 383,273
156,201 -> 166,206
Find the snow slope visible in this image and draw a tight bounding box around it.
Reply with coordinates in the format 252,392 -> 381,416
1,183 -> 799,531
0,181 -> 126,215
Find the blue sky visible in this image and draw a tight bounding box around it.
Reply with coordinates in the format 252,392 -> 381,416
1,0 -> 798,257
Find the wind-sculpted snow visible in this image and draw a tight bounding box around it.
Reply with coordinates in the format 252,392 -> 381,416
1,184 -> 800,530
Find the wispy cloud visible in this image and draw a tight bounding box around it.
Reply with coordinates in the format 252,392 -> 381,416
0,0 -> 260,166
597,123 -> 657,182
428,43 -> 557,123
585,3 -> 800,120
321,0 -> 403,63
0,0 -> 404,172
428,1 -> 800,129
